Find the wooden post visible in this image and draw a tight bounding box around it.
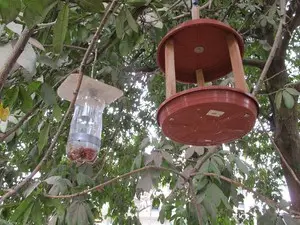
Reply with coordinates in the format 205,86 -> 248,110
227,34 -> 248,92
192,4 -> 199,19
165,40 -> 176,98
192,3 -> 205,87
196,69 -> 205,86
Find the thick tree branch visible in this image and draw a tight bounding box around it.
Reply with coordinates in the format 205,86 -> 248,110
44,166 -> 186,199
252,0 -> 286,96
243,59 -> 265,69
0,1 -> 119,204
0,28 -> 34,93
278,0 -> 300,57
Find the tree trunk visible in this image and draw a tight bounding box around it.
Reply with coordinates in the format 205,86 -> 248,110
267,58 -> 300,211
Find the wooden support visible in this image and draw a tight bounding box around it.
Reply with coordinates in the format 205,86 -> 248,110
226,34 -> 248,92
165,40 -> 176,98
192,5 -> 200,20
196,69 -> 205,86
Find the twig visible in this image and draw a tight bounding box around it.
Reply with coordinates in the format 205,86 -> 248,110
91,48 -> 98,79
44,166 -> 186,199
189,180 -> 202,225
192,172 -> 300,216
43,44 -> 87,51
258,119 -> 300,187
263,68 -> 288,82
0,28 -> 34,93
252,0 -> 286,96
0,1 -> 118,204
37,21 -> 57,28
198,0 -> 213,10
173,12 -> 190,20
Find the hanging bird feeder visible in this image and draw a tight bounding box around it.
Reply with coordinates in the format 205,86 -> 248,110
57,73 -> 123,163
156,2 -> 259,146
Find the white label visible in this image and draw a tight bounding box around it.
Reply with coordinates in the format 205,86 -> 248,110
206,110 -> 225,117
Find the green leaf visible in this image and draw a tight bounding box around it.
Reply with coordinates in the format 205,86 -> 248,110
53,104 -> 62,122
275,90 -> 283,109
46,176 -> 72,195
285,87 -> 300,96
19,86 -> 33,113
158,206 -> 165,224
235,157 -> 249,175
31,201 -> 43,225
161,150 -> 173,164
10,198 -> 33,222
77,0 -> 104,13
0,218 -> 13,225
116,9 -> 126,39
22,202 -> 34,224
283,90 -> 295,109
0,0 -> 21,23
38,121 -> 50,152
3,86 -> 19,109
119,38 -> 130,56
257,210 -> 277,225
23,181 -> 41,197
41,83 -> 57,105
27,81 -> 41,94
131,153 -> 142,170
203,198 -> 217,222
23,0 -> 58,28
125,8 -> 139,32
283,214 -> 299,225
66,201 -> 91,225
76,172 -> 94,186
53,2 -> 69,54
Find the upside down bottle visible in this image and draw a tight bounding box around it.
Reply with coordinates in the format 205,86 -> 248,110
66,89 -> 105,163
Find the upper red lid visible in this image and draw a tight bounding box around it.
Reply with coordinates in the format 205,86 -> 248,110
157,19 -> 244,83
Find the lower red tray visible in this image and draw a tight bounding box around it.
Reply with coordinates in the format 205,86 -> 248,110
157,86 -> 258,146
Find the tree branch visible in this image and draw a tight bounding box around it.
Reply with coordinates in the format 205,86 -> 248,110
0,1 -> 119,204
252,0 -> 286,96
243,59 -> 265,69
44,166 -> 186,199
0,28 -> 34,93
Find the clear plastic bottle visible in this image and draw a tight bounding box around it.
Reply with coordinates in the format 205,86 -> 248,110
66,89 -> 105,163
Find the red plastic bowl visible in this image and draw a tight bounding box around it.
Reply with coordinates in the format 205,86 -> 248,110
157,86 -> 258,146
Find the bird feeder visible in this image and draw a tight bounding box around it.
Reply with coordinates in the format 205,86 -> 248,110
156,4 -> 259,146
57,73 -> 123,163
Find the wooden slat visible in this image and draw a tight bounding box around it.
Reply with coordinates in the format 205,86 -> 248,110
196,69 -> 205,86
227,34 -> 248,92
192,5 -> 200,19
165,40 -> 176,98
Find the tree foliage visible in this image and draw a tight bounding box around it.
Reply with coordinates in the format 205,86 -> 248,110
0,0 -> 300,224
